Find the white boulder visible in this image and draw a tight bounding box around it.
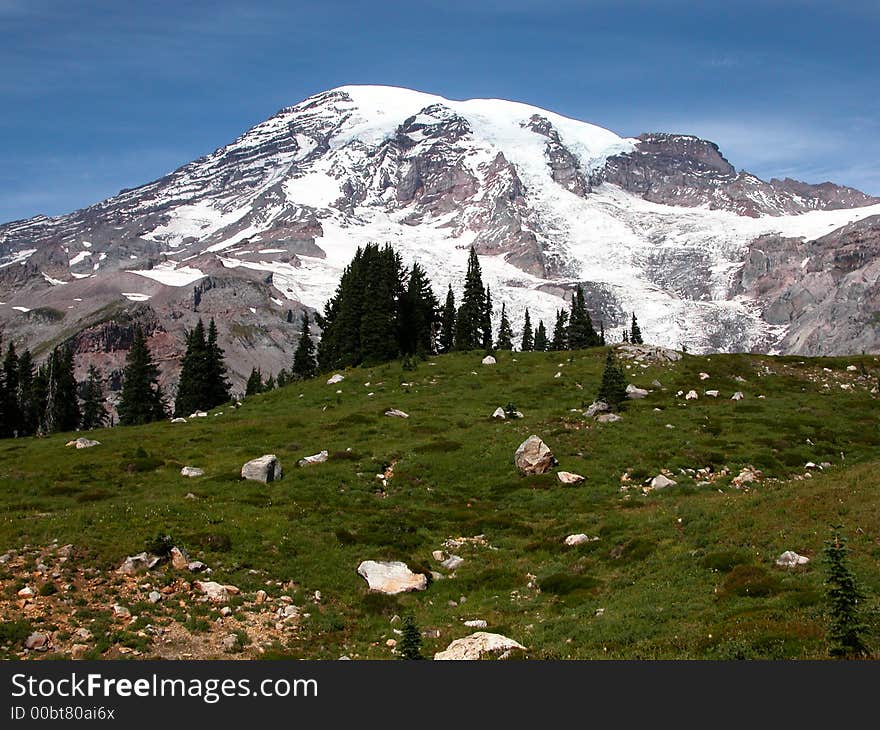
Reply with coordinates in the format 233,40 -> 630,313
626,384 -> 649,399
514,435 -> 556,475
357,560 -> 427,595
326,374 -> 345,385
180,466 -> 204,478
385,408 -> 409,418
298,450 -> 329,467
557,471 -> 585,485
434,632 -> 526,660
241,454 -> 282,483
776,551 -> 810,568
650,474 -> 677,490
481,355 -> 496,365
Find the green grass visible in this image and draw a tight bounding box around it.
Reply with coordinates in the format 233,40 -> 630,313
2,347 -> 880,659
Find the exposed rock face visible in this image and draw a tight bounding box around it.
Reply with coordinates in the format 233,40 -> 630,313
433,631 -> 527,660
241,455 -> 282,483
357,560 -> 427,594
514,435 -> 556,475
597,133 -> 879,217
734,216 -> 880,355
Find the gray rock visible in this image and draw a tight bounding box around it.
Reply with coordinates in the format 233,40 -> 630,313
384,408 -> 409,418
650,474 -> 677,490
491,407 -> 506,419
171,417 -> 187,423
776,550 -> 810,568
148,591 -> 162,604
481,355 -> 496,365
241,454 -> 282,483
596,413 -> 622,423
66,437 -> 100,449
463,619 -> 488,628
626,384 -> 650,399
357,560 -> 427,594
25,633 -> 49,651
557,471 -> 585,484
585,401 -> 609,417
298,450 -> 329,467
180,466 -> 204,477
326,374 -> 345,384
221,634 -> 239,652
514,435 -> 557,474
731,391 -> 744,400
441,555 -> 464,571
117,552 -> 160,575
434,632 -> 526,660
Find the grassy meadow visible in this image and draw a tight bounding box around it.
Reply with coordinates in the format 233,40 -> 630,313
2,347 -> 880,659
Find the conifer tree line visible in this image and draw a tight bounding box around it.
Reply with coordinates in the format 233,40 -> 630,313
0,336 -> 105,438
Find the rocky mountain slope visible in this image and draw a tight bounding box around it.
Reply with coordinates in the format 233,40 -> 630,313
1,84 -> 879,393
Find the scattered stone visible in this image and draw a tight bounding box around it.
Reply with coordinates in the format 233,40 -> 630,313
17,586 -> 34,598
25,633 -> 49,651
195,581 -> 238,603
554,371 -> 562,378
514,435 -> 557,475
221,634 -> 239,652
776,551 -> 810,568
491,407 -> 506,419
385,409 -> 409,419
171,417 -> 187,423
298,450 -> 329,467
118,552 -> 160,575
241,454 -> 282,483
180,466 -> 204,478
731,391 -> 744,401
584,401 -> 609,418
220,606 -> 233,617
650,474 -> 677,490
615,344 -> 682,364
170,547 -> 190,570
685,390 -> 698,400
464,619 -> 488,628
557,471 -> 585,485
357,560 -> 427,594
564,533 -> 590,546
71,644 -> 89,659
732,466 -> 762,488
699,372 -> 710,380
255,590 -> 268,604
705,390 -> 719,397
148,591 -> 162,604
386,638 -> 397,648
187,561 -> 207,573
441,555 -> 464,571
112,604 -> 131,619
434,632 -> 527,660
626,384 -> 649,399
326,374 -> 345,385
846,365 -> 858,372
481,355 -> 496,365
596,413 -> 622,423
651,379 -> 662,388
189,411 -> 208,418
432,550 -> 445,561
65,437 -> 100,449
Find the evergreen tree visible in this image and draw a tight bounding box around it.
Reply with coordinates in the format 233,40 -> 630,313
399,263 -> 438,357
520,309 -> 533,352
276,369 -> 290,387
174,319 -> 207,418
596,350 -> 628,409
630,313 -> 643,344
117,327 -> 168,426
31,364 -> 49,435
567,285 -> 598,349
360,246 -> 404,364
292,313 -> 318,380
534,320 -> 548,351
16,349 -> 37,436
80,365 -> 108,430
439,285 -> 457,354
481,285 -> 493,352
44,345 -> 80,433
823,528 -> 869,658
454,247 -> 487,351
399,615 -> 424,660
205,319 -> 231,408
263,374 -> 276,391
496,302 -> 514,350
245,368 -> 263,396
622,329 -> 630,343
599,322 -> 606,346
2,341 -> 20,438
551,310 -> 569,350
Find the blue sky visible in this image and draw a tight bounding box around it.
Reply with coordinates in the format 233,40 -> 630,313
1,0 -> 877,223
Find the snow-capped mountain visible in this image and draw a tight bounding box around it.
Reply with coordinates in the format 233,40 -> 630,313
1,85 -> 879,390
